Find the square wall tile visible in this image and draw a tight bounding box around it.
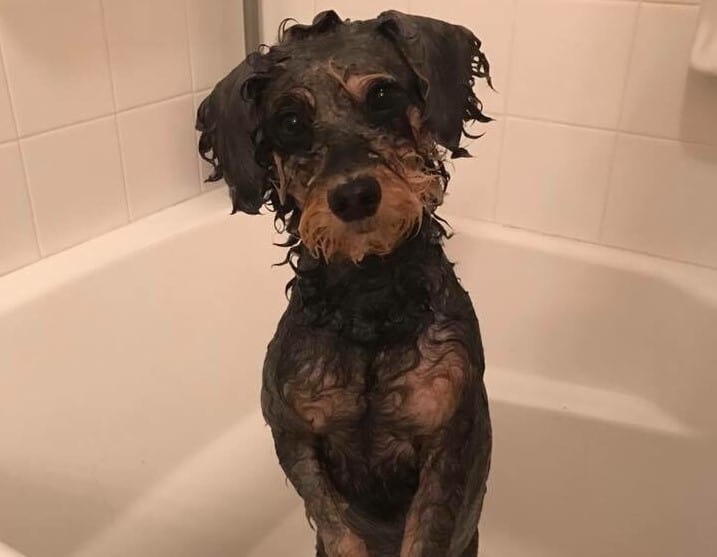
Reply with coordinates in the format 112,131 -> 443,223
508,0 -> 638,129
0,0 -> 114,136
496,117 -> 614,241
410,0 -> 515,115
621,4 -> 717,146
0,58 -> 16,142
187,0 -> 245,91
602,135 -> 717,268
260,0 -> 317,45
103,0 -> 193,109
0,143 -> 39,275
442,119 -> 505,221
22,118 -> 128,255
118,95 -> 200,219
315,0 -> 409,22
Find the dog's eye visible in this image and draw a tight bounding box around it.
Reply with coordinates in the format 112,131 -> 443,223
280,113 -> 303,136
365,81 -> 408,123
269,108 -> 313,154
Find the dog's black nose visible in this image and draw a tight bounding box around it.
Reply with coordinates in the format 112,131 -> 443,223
328,176 -> 381,222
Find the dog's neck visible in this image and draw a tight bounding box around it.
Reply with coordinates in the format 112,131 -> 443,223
290,218 -> 452,345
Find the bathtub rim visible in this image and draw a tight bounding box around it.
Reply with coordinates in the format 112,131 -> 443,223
2,188 -> 716,315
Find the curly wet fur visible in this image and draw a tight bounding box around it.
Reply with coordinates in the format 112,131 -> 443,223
263,223 -> 491,556
196,9 -> 492,557
299,155 -> 444,262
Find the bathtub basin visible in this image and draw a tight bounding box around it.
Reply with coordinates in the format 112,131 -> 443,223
1,189 -> 715,556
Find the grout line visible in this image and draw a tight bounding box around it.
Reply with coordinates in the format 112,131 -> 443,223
491,0 -> 520,222
598,134 -> 622,239
0,31 -> 43,257
16,141 -> 45,257
183,0 -> 198,91
3,107 -> 712,154
117,91 -> 196,114
641,0 -> 701,5
16,111 -> 117,140
193,94 -> 210,192
475,218 -> 717,272
503,112 -> 717,148
196,156 -> 206,191
196,87 -> 212,99
98,0 -> 120,115
244,0 -> 262,51
0,50 -> 19,139
13,91 -> 196,142
506,112 -> 618,134
597,0 -> 643,242
98,0 -> 131,222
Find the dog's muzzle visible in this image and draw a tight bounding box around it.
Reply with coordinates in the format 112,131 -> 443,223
328,176 -> 381,222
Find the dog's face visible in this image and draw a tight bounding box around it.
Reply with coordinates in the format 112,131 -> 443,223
197,10 -> 491,262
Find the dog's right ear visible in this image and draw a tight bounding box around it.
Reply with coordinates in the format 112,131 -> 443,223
197,13 -> 344,215
196,54 -> 269,215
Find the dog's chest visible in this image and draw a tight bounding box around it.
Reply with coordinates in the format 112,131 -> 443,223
283,324 -> 469,446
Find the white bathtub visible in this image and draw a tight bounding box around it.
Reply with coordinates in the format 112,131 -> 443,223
1,189 -> 715,557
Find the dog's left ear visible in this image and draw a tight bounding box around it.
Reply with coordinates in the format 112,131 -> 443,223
377,10 -> 492,158
196,54 -> 271,214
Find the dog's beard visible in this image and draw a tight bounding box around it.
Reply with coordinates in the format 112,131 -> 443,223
299,163 -> 443,263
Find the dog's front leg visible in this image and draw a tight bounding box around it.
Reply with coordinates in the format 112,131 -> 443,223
272,429 -> 369,557
399,416 -> 491,557
400,448 -> 461,557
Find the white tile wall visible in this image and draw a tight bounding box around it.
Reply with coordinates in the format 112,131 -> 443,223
187,0 -> 246,91
118,95 -> 200,219
102,0 -> 193,110
621,3 -> 717,145
0,55 -> 16,143
603,135 -> 717,268
314,0 -> 410,22
257,0 -> 717,270
0,0 -> 243,276
411,0 -> 514,115
648,0 -> 699,4
0,0 -> 115,136
260,0 -> 317,45
508,0 -> 639,129
442,119 -> 505,222
497,118 -> 614,242
22,117 -> 128,255
2,0 -> 717,277
0,142 -> 38,274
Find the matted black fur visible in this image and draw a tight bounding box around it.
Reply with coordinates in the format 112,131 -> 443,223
197,10 -> 492,557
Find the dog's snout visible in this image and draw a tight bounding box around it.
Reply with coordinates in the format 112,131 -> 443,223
328,176 -> 381,222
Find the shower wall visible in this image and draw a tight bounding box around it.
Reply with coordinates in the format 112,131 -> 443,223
0,0 -> 245,276
260,0 -> 717,269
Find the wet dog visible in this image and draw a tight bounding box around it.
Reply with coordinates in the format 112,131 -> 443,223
196,10 -> 492,557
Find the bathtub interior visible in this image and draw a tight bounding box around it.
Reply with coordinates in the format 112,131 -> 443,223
450,221 -> 717,557
1,190 -> 716,557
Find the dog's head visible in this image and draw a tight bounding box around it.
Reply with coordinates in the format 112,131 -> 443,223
197,10 -> 491,262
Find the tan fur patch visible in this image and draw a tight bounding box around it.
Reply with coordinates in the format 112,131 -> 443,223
401,348 -> 465,433
288,86 -> 316,108
296,134 -> 445,262
284,365 -> 366,434
326,61 -> 393,102
298,158 -> 443,262
273,153 -> 288,204
381,326 -> 468,435
400,513 -> 420,557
